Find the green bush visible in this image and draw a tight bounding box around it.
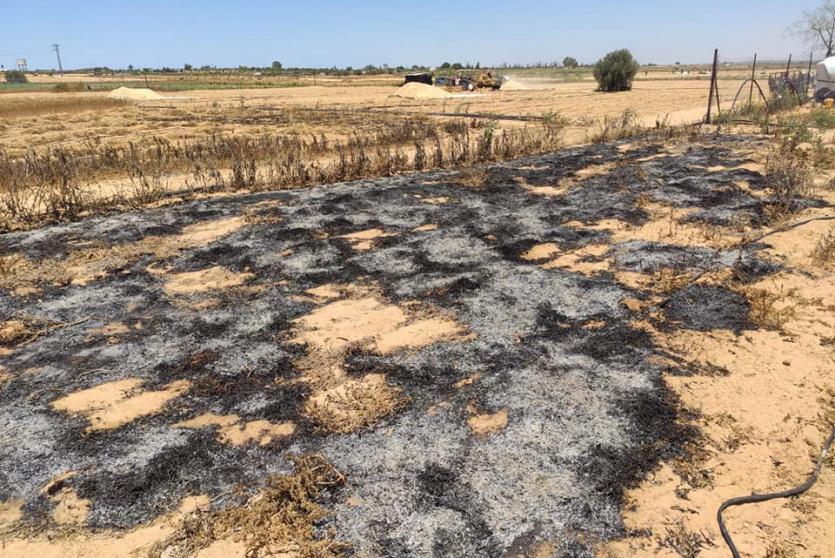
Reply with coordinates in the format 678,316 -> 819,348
562,57 -> 579,68
593,49 -> 639,92
4,70 -> 28,84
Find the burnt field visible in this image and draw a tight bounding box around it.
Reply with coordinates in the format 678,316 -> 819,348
0,133 -> 813,557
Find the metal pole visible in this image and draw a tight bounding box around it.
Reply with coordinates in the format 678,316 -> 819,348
748,53 -> 757,111
785,54 -> 792,79
806,51 -> 815,101
707,48 -> 719,123
52,43 -> 64,76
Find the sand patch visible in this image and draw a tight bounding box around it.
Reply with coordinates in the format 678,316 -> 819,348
0,320 -> 31,346
467,408 -> 508,436
338,228 -> 397,251
108,87 -> 164,101
521,243 -> 560,262
176,217 -> 246,247
87,322 -> 131,337
292,297 -> 408,354
290,285 -> 471,432
305,283 -> 343,300
195,539 -> 247,558
219,420 -> 295,447
0,493 -> 216,558
162,266 -> 254,295
51,487 -> 91,526
421,196 -> 450,205
0,499 -> 23,528
52,378 -> 190,432
0,217 -> 247,291
176,413 -> 297,447
371,317 -> 466,355
513,176 -> 572,198
392,82 -> 452,99
412,223 -> 439,232
569,202 -> 739,249
706,161 -> 764,174
605,260 -> 835,557
540,244 -> 610,276
304,374 -> 403,433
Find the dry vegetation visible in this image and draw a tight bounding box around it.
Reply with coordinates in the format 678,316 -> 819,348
149,454 -> 349,558
0,107 -> 567,230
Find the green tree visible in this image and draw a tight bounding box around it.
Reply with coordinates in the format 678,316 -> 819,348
593,49 -> 639,92
4,70 -> 27,83
451,62 -> 463,70
272,60 -> 282,70
440,62 -> 451,69
562,56 -> 579,68
183,63 -> 193,71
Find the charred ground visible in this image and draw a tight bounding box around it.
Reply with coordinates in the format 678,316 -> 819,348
0,134 -> 792,556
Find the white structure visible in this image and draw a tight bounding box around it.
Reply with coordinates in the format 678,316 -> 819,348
16,58 -> 27,71
815,57 -> 835,100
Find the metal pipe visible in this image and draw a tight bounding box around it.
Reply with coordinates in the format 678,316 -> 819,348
748,53 -> 757,111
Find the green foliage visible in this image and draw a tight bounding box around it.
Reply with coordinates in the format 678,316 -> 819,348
562,56 -> 579,68
4,70 -> 28,84
593,49 -> 639,92
271,61 -> 282,70
810,107 -> 835,129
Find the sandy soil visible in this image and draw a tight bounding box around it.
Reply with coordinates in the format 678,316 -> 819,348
0,78 -> 745,156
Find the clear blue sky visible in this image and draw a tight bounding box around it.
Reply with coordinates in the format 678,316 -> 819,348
0,0 -> 823,70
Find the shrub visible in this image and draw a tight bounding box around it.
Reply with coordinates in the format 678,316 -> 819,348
593,49 -> 639,92
4,70 -> 28,84
562,57 -> 579,68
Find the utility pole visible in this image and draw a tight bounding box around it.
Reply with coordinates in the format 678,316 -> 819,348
52,43 -> 64,76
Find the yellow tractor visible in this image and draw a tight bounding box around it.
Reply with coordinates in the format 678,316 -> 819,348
474,72 -> 503,90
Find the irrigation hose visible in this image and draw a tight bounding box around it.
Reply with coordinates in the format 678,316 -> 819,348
717,423 -> 835,558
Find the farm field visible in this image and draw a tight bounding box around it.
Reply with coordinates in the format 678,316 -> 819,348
0,73 -> 761,233
1,57 -> 835,558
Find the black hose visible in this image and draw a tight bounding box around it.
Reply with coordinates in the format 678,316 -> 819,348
717,423 -> 835,557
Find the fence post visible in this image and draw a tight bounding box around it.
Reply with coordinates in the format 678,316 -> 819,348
706,48 -> 719,123
748,53 -> 757,111
806,51 -> 815,101
785,54 -> 792,79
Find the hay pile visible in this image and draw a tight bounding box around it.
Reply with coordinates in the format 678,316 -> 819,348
392,82 -> 452,99
108,87 -> 164,101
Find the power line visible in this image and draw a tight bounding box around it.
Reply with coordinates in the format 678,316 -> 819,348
52,43 -> 63,76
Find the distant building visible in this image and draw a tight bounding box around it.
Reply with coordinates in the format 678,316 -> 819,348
16,58 -> 27,71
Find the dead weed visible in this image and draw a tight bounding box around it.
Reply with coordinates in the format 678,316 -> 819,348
149,454 -> 350,558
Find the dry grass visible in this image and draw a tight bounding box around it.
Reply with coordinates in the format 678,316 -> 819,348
652,268 -> 692,294
743,287 -> 795,330
591,109 -> 643,143
0,113 -> 563,231
810,227 -> 835,268
764,148 -> 814,219
0,95 -> 127,120
149,454 -> 349,558
659,520 -> 711,558
451,168 -> 489,189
